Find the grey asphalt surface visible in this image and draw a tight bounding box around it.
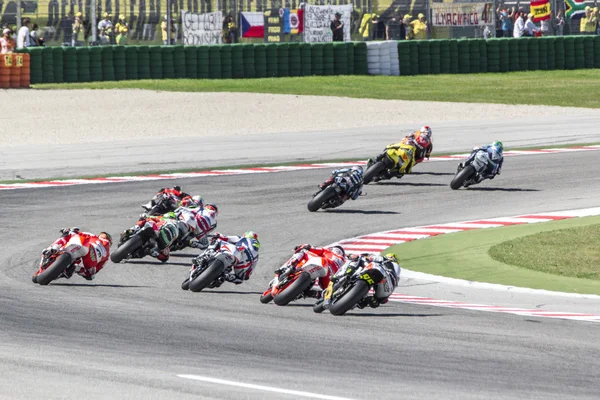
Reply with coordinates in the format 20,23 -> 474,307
2,115 -> 600,180
1,151 -> 600,399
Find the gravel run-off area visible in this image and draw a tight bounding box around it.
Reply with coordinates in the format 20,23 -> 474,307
4,90 -> 600,147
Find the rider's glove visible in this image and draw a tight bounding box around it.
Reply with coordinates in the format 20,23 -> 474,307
294,244 -> 311,252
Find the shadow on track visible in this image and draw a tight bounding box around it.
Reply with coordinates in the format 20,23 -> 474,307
324,209 -> 400,215
346,313 -> 445,318
373,182 -> 447,187
196,290 -> 264,295
168,253 -> 198,258
466,187 -> 540,192
124,260 -> 191,266
410,171 -> 456,176
50,283 -> 151,288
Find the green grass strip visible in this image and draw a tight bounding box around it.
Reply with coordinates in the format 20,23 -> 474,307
387,216 -> 600,295
489,224 -> 600,280
33,70 -> 600,109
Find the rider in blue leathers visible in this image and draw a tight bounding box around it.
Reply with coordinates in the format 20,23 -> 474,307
318,166 -> 364,201
461,141 -> 504,184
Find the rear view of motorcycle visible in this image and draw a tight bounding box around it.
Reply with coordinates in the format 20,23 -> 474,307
110,217 -> 179,263
363,143 -> 415,184
32,247 -> 75,285
181,238 -> 237,292
313,261 -> 385,316
450,149 -> 490,190
260,251 -> 329,306
308,166 -> 364,212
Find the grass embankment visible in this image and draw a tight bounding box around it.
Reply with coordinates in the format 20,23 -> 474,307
35,70 -> 600,108
387,216 -> 600,295
489,224 -> 600,280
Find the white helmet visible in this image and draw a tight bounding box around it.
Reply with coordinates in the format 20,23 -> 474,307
420,125 -> 432,139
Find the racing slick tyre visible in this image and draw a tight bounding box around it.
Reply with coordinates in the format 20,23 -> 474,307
188,257 -> 227,293
307,187 -> 337,212
181,278 -> 190,290
260,291 -> 274,304
450,165 -> 476,190
273,272 -> 312,306
313,300 -> 326,313
329,280 -> 371,316
363,161 -> 386,184
35,253 -> 72,286
110,227 -> 154,263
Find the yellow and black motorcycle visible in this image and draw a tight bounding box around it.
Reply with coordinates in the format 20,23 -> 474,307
363,142 -> 417,184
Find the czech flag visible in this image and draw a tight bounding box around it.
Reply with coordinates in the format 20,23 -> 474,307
241,12 -> 264,38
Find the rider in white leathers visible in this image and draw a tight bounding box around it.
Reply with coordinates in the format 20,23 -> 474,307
205,231 -> 260,285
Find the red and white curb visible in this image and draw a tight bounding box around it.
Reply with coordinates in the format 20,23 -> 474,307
1,144 -> 598,191
331,207 -> 600,323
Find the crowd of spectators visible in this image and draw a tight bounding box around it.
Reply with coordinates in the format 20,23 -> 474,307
1,18 -> 44,54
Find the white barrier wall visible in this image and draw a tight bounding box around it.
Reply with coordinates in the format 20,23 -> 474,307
366,41 -> 400,76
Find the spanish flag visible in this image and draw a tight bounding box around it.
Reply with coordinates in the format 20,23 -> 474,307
530,0 -> 551,21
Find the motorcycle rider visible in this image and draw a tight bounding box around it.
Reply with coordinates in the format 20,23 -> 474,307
461,140 -> 504,185
332,252 -> 401,309
137,203 -> 218,262
42,228 -> 113,281
204,231 -> 260,285
142,186 -> 192,211
318,166 -> 364,201
402,125 -> 433,165
278,244 -> 347,297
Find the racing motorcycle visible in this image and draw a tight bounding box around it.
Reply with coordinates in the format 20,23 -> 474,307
110,215 -> 182,263
32,237 -> 84,285
181,237 -> 241,292
307,171 -> 360,212
313,257 -> 386,316
142,191 -> 182,216
260,250 -> 330,306
363,142 -> 416,184
450,149 -> 491,190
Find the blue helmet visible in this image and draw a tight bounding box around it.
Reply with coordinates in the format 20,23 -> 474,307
492,141 -> 503,153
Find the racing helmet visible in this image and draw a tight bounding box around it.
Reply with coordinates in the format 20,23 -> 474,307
492,141 -> 503,153
99,232 -> 113,246
384,252 -> 399,264
244,231 -> 260,248
351,165 -> 364,176
205,204 -> 218,215
173,186 -> 182,193
419,125 -> 432,139
328,245 -> 346,259
181,195 -> 203,208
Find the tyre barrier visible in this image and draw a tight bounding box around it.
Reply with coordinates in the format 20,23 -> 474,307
12,36 -> 600,85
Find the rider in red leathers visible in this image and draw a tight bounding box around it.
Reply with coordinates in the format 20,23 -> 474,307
278,244 -> 347,296
402,125 -> 433,165
41,228 -> 112,281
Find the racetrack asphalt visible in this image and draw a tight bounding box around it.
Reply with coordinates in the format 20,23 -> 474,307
1,151 -> 600,399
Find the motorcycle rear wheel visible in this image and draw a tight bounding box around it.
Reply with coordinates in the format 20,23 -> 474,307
307,187 -> 337,212
110,227 -> 153,263
363,161 -> 386,184
273,272 -> 312,306
329,280 -> 371,316
450,165 -> 476,190
35,253 -> 72,286
189,258 -> 226,293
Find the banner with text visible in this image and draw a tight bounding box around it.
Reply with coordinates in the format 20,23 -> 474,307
431,2 -> 494,27
530,0 -> 551,21
304,4 -> 352,42
264,9 -> 285,43
181,10 -> 222,45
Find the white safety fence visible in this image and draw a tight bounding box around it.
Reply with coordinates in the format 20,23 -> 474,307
366,41 -> 400,76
